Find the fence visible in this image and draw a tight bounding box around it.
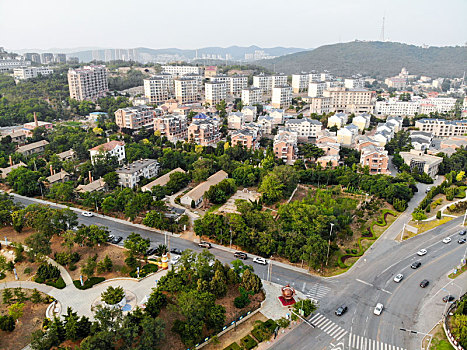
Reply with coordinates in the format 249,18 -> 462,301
443,292 -> 466,350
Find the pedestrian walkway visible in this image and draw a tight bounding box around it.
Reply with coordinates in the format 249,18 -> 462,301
304,283 -> 331,302
347,333 -> 406,350
309,313 -> 347,341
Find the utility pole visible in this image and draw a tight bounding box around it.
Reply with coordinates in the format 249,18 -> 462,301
325,223 -> 334,266
463,208 -> 467,227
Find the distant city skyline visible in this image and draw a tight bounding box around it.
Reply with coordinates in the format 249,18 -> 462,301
1,0 -> 466,51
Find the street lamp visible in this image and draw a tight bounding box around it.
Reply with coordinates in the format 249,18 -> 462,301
325,223 -> 334,266
463,208 -> 467,227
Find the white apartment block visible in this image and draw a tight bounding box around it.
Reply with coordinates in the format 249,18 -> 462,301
344,78 -> 365,89
271,86 -> 292,109
320,71 -> 332,81
67,65 -> 108,101
205,82 -> 227,105
308,82 -> 327,97
161,65 -> 203,77
323,87 -> 374,114
229,75 -> 248,95
184,73 -> 203,92
0,59 -> 31,73
89,140 -> 125,164
253,74 -> 288,94
285,118 -> 322,138
13,66 -> 53,80
154,115 -> 188,142
415,119 -> 467,137
116,159 -> 159,188
309,71 -> 321,83
143,77 -> 170,104
271,74 -> 288,88
242,88 -> 262,106
175,78 -> 199,104
292,73 -> 310,93
425,98 -> 457,113
309,97 -> 331,115
115,105 -> 155,130
375,97 -> 457,116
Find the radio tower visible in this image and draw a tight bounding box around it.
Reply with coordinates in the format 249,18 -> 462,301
380,16 -> 385,42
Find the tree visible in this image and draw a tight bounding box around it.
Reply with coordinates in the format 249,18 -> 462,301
138,316 -> 165,350
25,233 -> 51,258
0,315 -> 15,331
11,210 -> 24,233
75,225 -> 109,247
103,171 -> 119,190
205,304 -> 226,332
124,233 -> 150,258
293,299 -> 317,317
31,288 -> 42,304
81,256 -> 97,280
8,302 -> 24,320
259,173 -> 284,204
240,269 -> 262,294
412,210 -> 427,222
2,288 -> 13,304
101,286 -> 125,305
7,167 -> 40,196
145,290 -> 167,318
209,269 -> 227,297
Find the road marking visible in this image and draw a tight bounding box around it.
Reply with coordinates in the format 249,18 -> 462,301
345,334 -> 406,350
381,289 -> 392,295
356,278 -> 374,287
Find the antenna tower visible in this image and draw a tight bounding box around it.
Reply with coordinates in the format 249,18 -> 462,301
380,16 -> 385,42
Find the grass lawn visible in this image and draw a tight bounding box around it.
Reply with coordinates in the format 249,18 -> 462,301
402,217 -> 454,240
427,323 -> 454,350
448,264 -> 467,279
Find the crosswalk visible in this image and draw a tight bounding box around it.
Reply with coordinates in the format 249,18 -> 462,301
304,283 -> 331,301
309,313 -> 347,341
347,333 -> 407,350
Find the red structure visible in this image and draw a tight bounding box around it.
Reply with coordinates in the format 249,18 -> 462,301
278,284 -> 296,306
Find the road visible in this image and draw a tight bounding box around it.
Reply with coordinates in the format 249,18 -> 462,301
9,192 -> 467,350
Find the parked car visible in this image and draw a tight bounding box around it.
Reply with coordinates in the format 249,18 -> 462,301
374,303 -> 384,315
107,234 -> 115,242
170,255 -> 181,265
425,187 -> 431,193
335,305 -> 348,316
417,249 -> 427,256
253,257 -> 267,265
459,230 -> 466,236
234,252 -> 248,260
198,241 -> 212,249
442,237 -> 452,244
111,236 -> 123,244
411,261 -> 422,269
393,273 -> 404,283
458,238 -> 466,244
145,248 -> 157,256
443,295 -> 455,303
170,248 -> 183,255
82,211 -> 94,217
420,279 -> 429,288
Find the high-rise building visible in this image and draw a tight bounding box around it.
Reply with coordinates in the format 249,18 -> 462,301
308,82 -> 327,97
161,65 -> 203,77
323,87 -> 374,114
205,82 -> 227,105
53,54 -> 66,64
241,88 -> 262,106
292,73 -> 310,93
24,53 -> 41,63
271,86 -> 292,109
252,74 -> 288,94
67,65 -> 108,101
40,53 -> 54,64
174,78 -> 198,104
228,75 -> 248,96
114,105 -> 155,130
143,77 -> 171,104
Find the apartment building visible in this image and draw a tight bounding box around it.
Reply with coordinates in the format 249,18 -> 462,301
143,77 -> 171,104
229,75 -> 248,95
327,113 -> 349,129
323,87 -> 374,114
320,71 -> 332,81
271,86 -> 292,109
273,128 -> 298,165
285,118 -> 322,138
269,109 -> 285,125
67,65 -> 108,101
89,140 -> 125,164
271,74 -> 288,88
154,115 -> 188,142
175,78 -> 199,104
0,59 -> 31,73
308,82 -> 327,97
183,73 -> 203,92
241,106 -> 257,122
161,65 -> 203,77
242,87 -> 262,106
40,53 -> 54,64
309,97 -> 332,115
360,145 -> 389,174
24,53 -> 41,63
115,105 -> 155,130
292,73 -> 310,93
309,71 -> 321,83
352,113 -> 371,131
375,100 -> 420,116
230,127 -> 261,149
16,140 -> 49,156
344,77 -> 365,89
205,82 -> 227,105
415,119 -> 467,137
257,115 -> 275,134
116,159 -> 160,188
253,74 -> 288,94
337,124 -> 359,146
399,149 -> 442,178
228,112 -> 244,130
13,67 -> 53,80
188,118 -> 222,147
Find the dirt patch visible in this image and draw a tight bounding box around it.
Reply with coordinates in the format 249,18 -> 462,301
0,290 -> 50,350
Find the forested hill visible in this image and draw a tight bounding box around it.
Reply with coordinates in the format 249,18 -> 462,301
255,41 -> 467,78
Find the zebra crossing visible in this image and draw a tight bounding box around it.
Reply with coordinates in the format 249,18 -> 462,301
309,313 -> 347,341
347,333 -> 407,350
304,283 -> 331,301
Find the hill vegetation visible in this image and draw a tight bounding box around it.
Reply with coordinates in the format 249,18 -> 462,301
256,41 -> 467,78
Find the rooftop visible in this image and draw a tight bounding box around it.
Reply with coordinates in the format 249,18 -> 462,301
89,140 -> 124,152
183,170 -> 228,202
116,159 -> 158,174
141,168 -> 186,192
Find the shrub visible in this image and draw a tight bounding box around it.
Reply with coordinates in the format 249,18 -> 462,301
234,287 -> 251,308
73,277 -> 105,290
251,320 -> 276,342
436,211 -> 442,219
0,315 -> 15,332
240,335 -> 257,350
101,286 -> 125,305
276,317 -> 290,329
293,299 -> 317,317
45,276 -> 66,289
69,263 -> 77,271
23,267 -> 32,275
35,263 -> 60,282
129,263 -> 158,278
223,343 -> 241,350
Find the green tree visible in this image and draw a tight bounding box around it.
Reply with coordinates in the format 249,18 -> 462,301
240,269 -> 262,294
81,256 -> 97,280
8,302 -> 24,320
7,167 -> 40,196
25,233 -> 51,258
101,286 -> 125,305
2,288 -> 13,304
124,233 -> 150,258
30,288 -> 42,304
145,290 -> 167,318
75,225 -> 109,247
138,316 -> 165,350
0,315 -> 15,332
103,171 -> 119,190
259,173 -> 284,204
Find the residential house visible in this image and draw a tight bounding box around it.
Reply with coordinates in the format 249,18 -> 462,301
16,140 -> 49,156
352,113 -> 371,131
89,140 -> 125,164
269,109 -> 285,125
188,118 -> 222,147
327,113 -> 348,129
285,118 -> 322,140
399,149 -> 443,178
337,125 -> 358,146
273,128 -> 298,165
141,168 -> 186,192
241,106 -> 257,123
154,115 -> 188,142
180,170 -> 228,207
228,112 -> 245,130
360,145 -> 389,174
46,170 -> 70,185
76,178 -> 107,193
57,149 -> 77,162
410,131 -> 433,151
257,115 -> 275,134
116,159 -> 160,188
0,162 -> 26,179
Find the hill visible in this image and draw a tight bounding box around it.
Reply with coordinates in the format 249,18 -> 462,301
255,41 -> 467,78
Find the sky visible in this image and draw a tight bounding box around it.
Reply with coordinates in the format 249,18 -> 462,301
1,0 -> 466,51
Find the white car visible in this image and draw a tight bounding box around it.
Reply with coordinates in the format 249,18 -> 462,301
170,255 -> 180,265
442,237 -> 451,244
393,273 -> 404,283
417,249 -> 427,256
253,257 -> 267,265
82,211 -> 94,217
374,303 -> 384,315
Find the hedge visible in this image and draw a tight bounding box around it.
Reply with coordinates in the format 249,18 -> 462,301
45,276 -> 66,289
129,263 -> 158,278
223,343 -> 241,350
73,277 -> 106,290
240,335 -> 257,350
0,272 -> 5,280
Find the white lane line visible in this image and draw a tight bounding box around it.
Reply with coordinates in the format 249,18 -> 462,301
360,335 -> 364,350
381,289 -> 392,294
352,334 -> 357,348
356,278 -> 374,287
349,333 -> 353,348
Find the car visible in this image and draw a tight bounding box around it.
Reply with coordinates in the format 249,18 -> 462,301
411,261 -> 422,269
442,237 -> 452,244
425,187 -> 431,193
111,236 -> 123,244
253,257 -> 267,265
420,279 -> 430,288
82,211 -> 94,217
443,295 -> 455,303
198,241 -> 212,249
458,238 -> 466,244
106,234 -> 115,242
145,248 -> 157,256
417,249 -> 427,256
170,248 -> 183,255
460,230 -> 466,236
234,252 -> 248,260
335,305 -> 348,316
170,255 -> 180,264
374,303 -> 384,315
393,273 -> 404,283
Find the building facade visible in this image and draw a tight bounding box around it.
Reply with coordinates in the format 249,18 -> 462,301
415,119 -> 467,137
205,82 -> 227,105
175,78 -> 199,104
67,65 -> 108,101
13,67 -> 53,80
154,115 -> 188,142
271,86 -> 292,109
116,159 -> 159,188
241,87 -> 262,106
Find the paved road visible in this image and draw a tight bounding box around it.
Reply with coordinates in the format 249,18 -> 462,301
9,190 -> 467,350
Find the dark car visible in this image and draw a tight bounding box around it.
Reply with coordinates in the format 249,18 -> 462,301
459,230 -> 466,236
411,261 -> 422,269
234,252 -> 248,260
420,279 -> 429,288
335,305 -> 348,316
170,248 -> 183,255
198,241 -> 212,249
111,236 -> 123,244
459,238 -> 466,244
443,295 -> 455,303
145,248 -> 157,256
